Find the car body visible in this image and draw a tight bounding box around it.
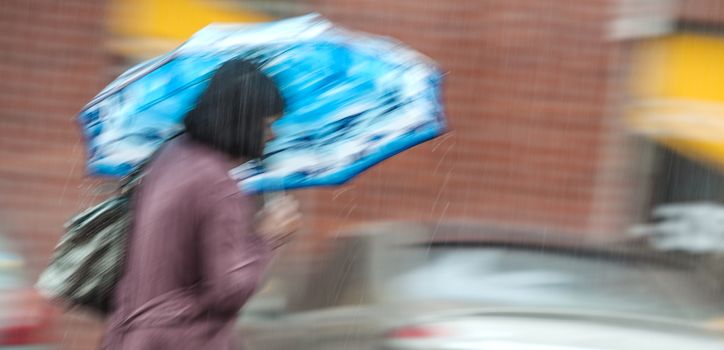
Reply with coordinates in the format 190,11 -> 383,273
237,221 -> 724,350
0,234 -> 55,349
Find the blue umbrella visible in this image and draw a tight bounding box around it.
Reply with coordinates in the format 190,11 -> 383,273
79,14 -> 445,193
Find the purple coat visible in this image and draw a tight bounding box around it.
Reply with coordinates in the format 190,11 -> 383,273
100,135 -> 271,350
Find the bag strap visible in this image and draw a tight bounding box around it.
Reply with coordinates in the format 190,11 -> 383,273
119,131 -> 184,194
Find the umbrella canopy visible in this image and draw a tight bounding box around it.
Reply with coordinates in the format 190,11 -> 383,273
79,14 -> 445,193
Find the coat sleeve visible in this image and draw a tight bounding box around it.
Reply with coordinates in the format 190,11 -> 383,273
197,191 -> 272,317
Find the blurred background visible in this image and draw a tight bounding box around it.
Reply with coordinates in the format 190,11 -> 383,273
3,0 -> 724,349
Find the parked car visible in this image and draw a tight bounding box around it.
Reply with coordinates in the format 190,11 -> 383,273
0,234 -> 55,349
237,221 -> 724,350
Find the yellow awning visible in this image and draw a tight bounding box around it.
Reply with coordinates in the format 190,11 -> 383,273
628,34 -> 724,168
108,0 -> 272,59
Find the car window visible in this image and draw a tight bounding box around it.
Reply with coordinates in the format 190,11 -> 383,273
242,277 -> 288,320
241,247 -> 320,319
243,235 -> 724,323
378,246 -> 724,321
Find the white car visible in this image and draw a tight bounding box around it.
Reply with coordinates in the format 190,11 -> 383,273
238,221 -> 724,350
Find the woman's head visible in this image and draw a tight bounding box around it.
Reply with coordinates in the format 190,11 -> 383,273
184,58 -> 284,159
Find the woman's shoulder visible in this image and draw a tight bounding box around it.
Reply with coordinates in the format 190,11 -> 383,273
156,136 -> 232,175
148,136 -> 241,198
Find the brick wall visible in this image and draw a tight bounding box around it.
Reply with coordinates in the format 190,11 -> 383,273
0,1 -> 110,348
303,0 -> 636,240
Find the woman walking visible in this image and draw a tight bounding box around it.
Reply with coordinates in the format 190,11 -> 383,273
101,58 -> 299,350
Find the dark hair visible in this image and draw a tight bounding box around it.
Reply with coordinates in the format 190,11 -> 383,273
184,58 -> 284,159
